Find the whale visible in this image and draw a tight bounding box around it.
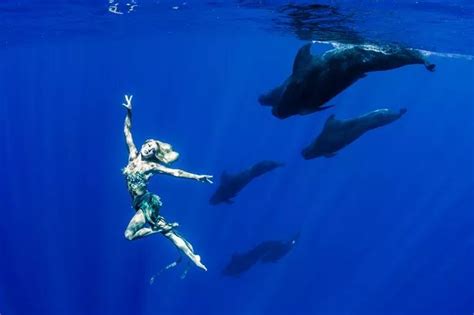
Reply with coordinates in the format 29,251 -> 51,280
209,160 -> 284,205
302,108 -> 407,159
259,42 -> 434,119
222,233 -> 299,277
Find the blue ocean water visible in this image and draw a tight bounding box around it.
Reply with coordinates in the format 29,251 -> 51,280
0,1 -> 473,315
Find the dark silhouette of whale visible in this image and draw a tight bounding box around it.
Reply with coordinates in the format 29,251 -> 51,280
222,233 -> 299,277
209,160 -> 284,205
259,42 -> 435,119
302,108 -> 407,159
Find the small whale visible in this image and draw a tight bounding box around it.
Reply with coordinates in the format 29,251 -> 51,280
259,42 -> 434,119
302,108 -> 407,159
222,233 -> 299,277
209,160 -> 284,205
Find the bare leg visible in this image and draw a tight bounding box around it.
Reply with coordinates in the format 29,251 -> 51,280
124,210 -> 161,240
125,210 -> 206,271
163,230 -> 207,271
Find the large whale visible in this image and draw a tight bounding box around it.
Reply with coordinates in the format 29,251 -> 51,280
209,160 -> 284,205
259,43 -> 435,119
222,233 -> 299,277
302,108 -> 407,159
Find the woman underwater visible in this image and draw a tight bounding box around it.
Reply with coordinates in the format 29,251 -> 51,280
121,95 -> 212,271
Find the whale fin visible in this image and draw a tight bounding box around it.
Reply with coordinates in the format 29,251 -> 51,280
316,105 -> 335,112
324,152 -> 337,158
425,62 -> 436,72
293,43 -> 313,75
325,114 -> 336,124
324,113 -> 342,131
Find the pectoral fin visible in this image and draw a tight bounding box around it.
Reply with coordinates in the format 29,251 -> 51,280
316,105 -> 335,112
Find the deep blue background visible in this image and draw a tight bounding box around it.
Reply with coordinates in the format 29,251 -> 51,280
1,2 -> 473,315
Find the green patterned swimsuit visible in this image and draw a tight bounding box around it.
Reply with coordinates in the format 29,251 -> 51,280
126,172 -> 163,225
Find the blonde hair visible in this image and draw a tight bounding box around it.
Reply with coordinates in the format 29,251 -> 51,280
143,139 -> 175,164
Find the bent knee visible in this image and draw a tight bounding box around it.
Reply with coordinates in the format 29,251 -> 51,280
124,230 -> 134,241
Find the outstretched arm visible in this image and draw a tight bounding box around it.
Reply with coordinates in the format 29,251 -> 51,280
149,163 -> 213,184
123,95 -> 138,161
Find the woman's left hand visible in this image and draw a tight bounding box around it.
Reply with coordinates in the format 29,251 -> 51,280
196,174 -> 213,184
122,94 -> 133,110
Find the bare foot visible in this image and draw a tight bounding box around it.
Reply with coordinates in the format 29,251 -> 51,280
194,255 -> 207,271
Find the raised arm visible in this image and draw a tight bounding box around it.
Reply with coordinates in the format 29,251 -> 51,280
122,95 -> 138,160
149,163 -> 213,184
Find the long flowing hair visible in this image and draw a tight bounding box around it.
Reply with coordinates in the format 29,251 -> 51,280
143,139 -> 177,165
